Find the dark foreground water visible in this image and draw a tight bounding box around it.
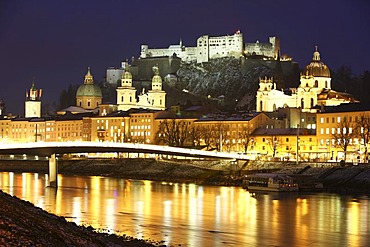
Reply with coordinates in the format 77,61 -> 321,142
0,172 -> 369,247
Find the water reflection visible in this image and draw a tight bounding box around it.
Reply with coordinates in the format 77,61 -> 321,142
0,172 -> 369,247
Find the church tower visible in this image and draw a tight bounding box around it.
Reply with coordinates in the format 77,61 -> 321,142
298,46 -> 332,111
76,67 -> 102,110
147,66 -> 166,110
25,83 -> 42,118
117,62 -> 137,111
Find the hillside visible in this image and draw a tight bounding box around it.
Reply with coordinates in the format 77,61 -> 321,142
176,57 -> 273,111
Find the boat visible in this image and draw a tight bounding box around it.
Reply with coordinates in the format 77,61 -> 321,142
242,173 -> 299,192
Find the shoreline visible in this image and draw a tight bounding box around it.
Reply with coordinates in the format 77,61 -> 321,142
0,158 -> 369,245
0,158 -> 370,194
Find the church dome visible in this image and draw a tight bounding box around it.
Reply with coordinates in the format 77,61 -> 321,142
76,84 -> 102,97
302,47 -> 330,77
76,67 -> 102,97
122,71 -> 132,80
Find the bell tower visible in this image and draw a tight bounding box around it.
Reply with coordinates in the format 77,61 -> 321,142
147,65 -> 166,110
25,82 -> 42,118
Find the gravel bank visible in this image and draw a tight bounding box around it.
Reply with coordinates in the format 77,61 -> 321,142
0,190 -> 161,246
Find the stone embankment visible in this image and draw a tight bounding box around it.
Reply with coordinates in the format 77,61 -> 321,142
1,158 -> 370,193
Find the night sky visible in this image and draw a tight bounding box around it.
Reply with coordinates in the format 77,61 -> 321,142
1,0 -> 369,115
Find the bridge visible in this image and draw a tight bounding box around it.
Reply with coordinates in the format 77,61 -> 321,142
0,141 -> 249,187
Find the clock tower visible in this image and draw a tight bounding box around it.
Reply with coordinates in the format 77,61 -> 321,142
25,83 -> 42,118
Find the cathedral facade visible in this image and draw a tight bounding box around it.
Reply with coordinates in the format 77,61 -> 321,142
256,47 -> 358,113
116,63 -> 166,111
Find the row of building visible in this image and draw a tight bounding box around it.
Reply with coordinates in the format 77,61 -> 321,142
1,40 -> 368,163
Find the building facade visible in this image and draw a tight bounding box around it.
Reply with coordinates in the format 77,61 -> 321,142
117,64 -> 166,111
256,47 -> 358,113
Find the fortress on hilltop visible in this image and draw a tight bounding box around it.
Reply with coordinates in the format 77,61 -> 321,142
139,30 -> 280,63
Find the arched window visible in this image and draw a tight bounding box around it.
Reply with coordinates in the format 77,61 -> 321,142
260,101 -> 263,111
273,104 -> 276,111
301,98 -> 304,109
311,98 -> 314,108
325,81 -> 328,88
314,80 -> 318,87
121,96 -> 124,102
130,96 -> 132,102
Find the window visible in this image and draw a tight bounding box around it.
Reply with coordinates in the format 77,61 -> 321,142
286,138 -> 289,142
337,117 -> 341,123
320,117 -> 324,124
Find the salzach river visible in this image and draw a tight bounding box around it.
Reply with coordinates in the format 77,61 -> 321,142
0,172 -> 369,247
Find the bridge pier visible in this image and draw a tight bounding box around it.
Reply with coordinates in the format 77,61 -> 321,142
48,153 -> 58,187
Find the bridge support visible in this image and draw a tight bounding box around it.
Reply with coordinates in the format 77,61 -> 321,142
48,153 -> 58,187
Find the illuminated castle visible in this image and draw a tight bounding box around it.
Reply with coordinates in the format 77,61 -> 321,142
140,31 -> 244,63
256,47 -> 358,113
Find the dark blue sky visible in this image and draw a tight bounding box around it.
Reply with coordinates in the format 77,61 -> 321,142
1,0 -> 369,115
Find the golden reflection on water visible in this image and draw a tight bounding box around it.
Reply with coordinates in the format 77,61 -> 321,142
0,172 -> 369,247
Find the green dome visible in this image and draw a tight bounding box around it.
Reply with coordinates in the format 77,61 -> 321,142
122,71 -> 132,80
152,75 -> 162,84
76,84 -> 102,97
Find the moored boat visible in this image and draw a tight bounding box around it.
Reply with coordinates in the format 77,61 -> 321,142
243,173 -> 299,192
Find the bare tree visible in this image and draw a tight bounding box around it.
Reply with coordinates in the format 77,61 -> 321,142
189,125 -> 203,147
332,118 -> 356,162
210,123 -> 229,151
266,135 -> 281,158
355,114 -> 370,162
155,119 -> 192,147
155,119 -> 177,146
239,124 -> 253,154
199,125 -> 213,150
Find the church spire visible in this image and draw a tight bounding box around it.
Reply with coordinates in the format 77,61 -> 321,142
313,46 -> 320,61
84,67 -> 94,84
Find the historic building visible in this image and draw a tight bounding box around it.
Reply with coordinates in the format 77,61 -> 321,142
116,64 -> 166,111
256,47 -> 358,114
244,36 -> 280,59
140,31 -> 244,63
25,83 -> 42,118
76,67 -> 102,110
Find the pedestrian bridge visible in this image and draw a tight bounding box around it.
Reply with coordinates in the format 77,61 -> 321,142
0,141 -> 249,187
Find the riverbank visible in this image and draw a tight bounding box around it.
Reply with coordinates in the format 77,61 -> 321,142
0,158 -> 369,245
0,189 -> 162,246
1,158 -> 370,193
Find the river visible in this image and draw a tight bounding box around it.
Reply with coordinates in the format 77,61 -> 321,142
0,172 -> 369,247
